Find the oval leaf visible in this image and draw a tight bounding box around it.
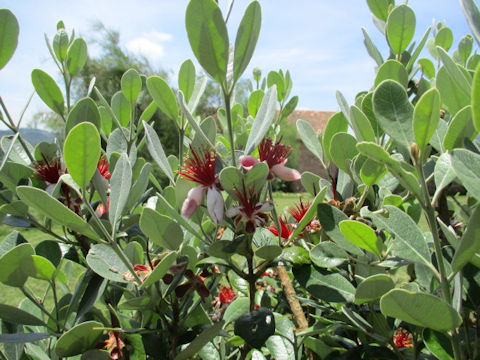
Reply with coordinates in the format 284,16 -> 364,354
185,0 -> 229,83
413,88 -> 441,150
140,208 -> 183,250
31,69 -> 65,116
233,1 -> 261,82
339,220 -> 381,257
386,5 -> 416,55
65,38 -> 88,75
66,97 -> 101,134
146,76 -> 178,122
355,274 -> 394,304
109,153 -> 132,226
0,9 -> 19,70
178,59 -> 196,103
121,68 -> 142,104
64,122 -> 101,188
55,321 -> 103,357
380,289 -> 461,331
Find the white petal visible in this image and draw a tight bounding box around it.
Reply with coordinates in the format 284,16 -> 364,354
206,188 -> 224,225
271,164 -> 301,181
181,186 -> 204,218
256,201 -> 274,213
226,206 -> 242,218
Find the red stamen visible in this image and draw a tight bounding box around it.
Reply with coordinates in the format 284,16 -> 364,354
258,137 -> 292,169
33,157 -> 63,184
289,199 -> 311,223
97,157 -> 111,179
178,146 -> 217,187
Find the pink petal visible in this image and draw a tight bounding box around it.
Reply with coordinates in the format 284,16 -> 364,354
239,155 -> 259,171
271,164 -> 301,181
206,188 -> 224,225
256,201 -> 274,213
181,186 -> 204,218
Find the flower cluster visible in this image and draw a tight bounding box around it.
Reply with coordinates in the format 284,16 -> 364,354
240,137 -> 300,181
393,328 -> 413,349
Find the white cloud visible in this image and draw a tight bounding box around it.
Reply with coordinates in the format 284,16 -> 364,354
126,31 -> 173,60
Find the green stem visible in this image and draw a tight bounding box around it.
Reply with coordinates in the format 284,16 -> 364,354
50,280 -> 60,332
353,185 -> 370,213
21,287 -> 61,332
179,128 -> 185,168
415,161 -> 463,360
81,189 -> 111,243
222,91 -> 236,167
111,241 -> 143,285
0,97 -> 35,162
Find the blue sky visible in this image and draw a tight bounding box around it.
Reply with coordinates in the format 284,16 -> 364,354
0,0 -> 474,130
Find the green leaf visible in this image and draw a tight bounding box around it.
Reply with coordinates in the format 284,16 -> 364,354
451,206 -> 480,272
55,321 -> 103,357
99,106 -> 113,135
435,27 -> 454,51
317,203 -> 364,255
386,5 -> 416,55
0,304 -> 46,326
288,188 -> 326,241
0,333 -> 52,344
362,28 -> 384,66
66,97 -> 101,134
350,105 -> 376,142
367,0 -> 393,21
0,231 -> 27,258
265,316 -> 295,360
121,68 -> 142,104
233,1 -> 261,82
406,27 -> 432,73
185,0 -> 229,84
244,86 -> 277,155
109,153 -> 132,227
339,220 -> 381,257
0,9 -> 19,70
361,206 -> 432,268
187,76 -> 208,113
174,320 -> 225,360
451,149 -> 480,201
413,88 -> 441,150
460,0 -> 480,46
323,112 -> 348,162
423,328 -> 454,360
111,91 -> 131,127
234,308 -> 275,349
444,105 -> 476,150
223,297 -> 250,325
178,59 -> 196,103
248,89 -> 264,118
281,246 -> 310,264
53,29 -> 69,62
0,243 -> 35,287
65,38 -> 88,75
293,265 -> 355,303
472,62 -> 480,132
437,47 -> 472,101
125,163 -> 151,211
267,71 -> 285,101
143,121 -> 175,183
16,186 -> 99,241
146,76 -> 178,122
296,119 -> 323,163
360,158 -> 387,185
31,69 -> 65,116
64,122 -> 101,188
256,245 -> 282,261
329,133 -> 358,174
419,58 -> 435,79
434,153 -> 456,197
437,66 -> 471,115
310,242 -> 348,268
86,244 -> 131,283
380,289 -> 462,331
177,90 -> 215,149
31,255 -> 56,281
374,60 -> 408,89
373,80 -> 414,149
355,274 -> 394,304
140,208 -> 183,250
300,172 -> 322,196
141,252 -> 177,288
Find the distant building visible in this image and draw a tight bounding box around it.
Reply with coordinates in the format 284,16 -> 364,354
288,110 -> 336,192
